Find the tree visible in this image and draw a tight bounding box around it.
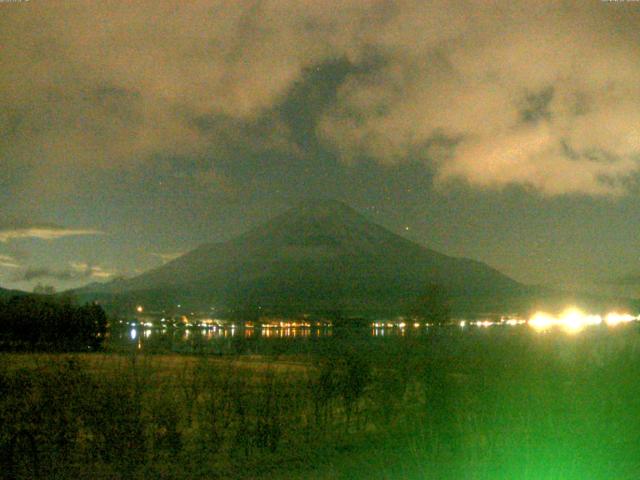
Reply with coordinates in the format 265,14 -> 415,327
0,295 -> 108,351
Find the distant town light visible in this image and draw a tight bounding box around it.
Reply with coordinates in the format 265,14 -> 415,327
560,309 -> 587,333
605,312 -> 636,327
528,312 -> 556,332
471,320 -> 494,328
526,307 -> 634,334
136,305 -> 143,313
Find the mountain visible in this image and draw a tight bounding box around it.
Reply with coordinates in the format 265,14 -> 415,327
0,286 -> 27,300
78,200 -> 526,316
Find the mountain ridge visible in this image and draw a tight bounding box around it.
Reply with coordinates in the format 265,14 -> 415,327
0,286 -> 27,299
77,200 -> 524,315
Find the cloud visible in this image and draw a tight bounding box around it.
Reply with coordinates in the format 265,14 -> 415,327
1,0 -> 339,195
69,262 -> 115,280
17,267 -> 77,282
150,252 -> 185,264
0,254 -> 20,269
2,1 -> 640,196
0,227 -> 103,243
13,262 -> 116,282
0,216 -> 103,242
317,2 -> 640,195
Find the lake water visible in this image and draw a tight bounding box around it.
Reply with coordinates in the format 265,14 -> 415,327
105,312 -> 640,355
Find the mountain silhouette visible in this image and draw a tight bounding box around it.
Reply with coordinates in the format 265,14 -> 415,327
79,200 -> 523,316
0,286 -> 27,299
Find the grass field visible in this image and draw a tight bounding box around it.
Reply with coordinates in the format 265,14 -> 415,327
3,325 -> 640,479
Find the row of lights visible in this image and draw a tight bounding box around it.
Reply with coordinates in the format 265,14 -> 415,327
134,305 -> 637,335
528,309 -> 637,333
459,309 -> 638,334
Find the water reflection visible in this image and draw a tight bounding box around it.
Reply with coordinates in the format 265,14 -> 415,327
123,320 -> 510,346
118,324 -> 338,346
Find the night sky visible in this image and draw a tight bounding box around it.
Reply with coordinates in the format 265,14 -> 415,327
1,1 -> 640,294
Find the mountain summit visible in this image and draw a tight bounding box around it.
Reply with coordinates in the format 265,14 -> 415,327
82,200 -> 522,315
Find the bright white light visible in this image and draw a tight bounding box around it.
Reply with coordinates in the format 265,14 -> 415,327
504,318 -> 525,326
130,328 -> 137,340
529,312 -> 556,332
471,320 -> 493,328
528,307 -> 636,334
559,308 -> 590,333
605,312 -> 636,327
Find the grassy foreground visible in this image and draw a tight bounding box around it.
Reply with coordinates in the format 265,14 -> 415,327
3,326 -> 640,479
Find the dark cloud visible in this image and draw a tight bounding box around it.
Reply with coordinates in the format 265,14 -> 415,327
13,262 -> 114,282
16,267 -> 79,282
520,87 -> 555,125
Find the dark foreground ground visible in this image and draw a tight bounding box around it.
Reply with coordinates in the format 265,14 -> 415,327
3,325 -> 640,479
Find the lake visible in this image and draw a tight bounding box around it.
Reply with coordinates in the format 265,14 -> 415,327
106,310 -> 639,355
